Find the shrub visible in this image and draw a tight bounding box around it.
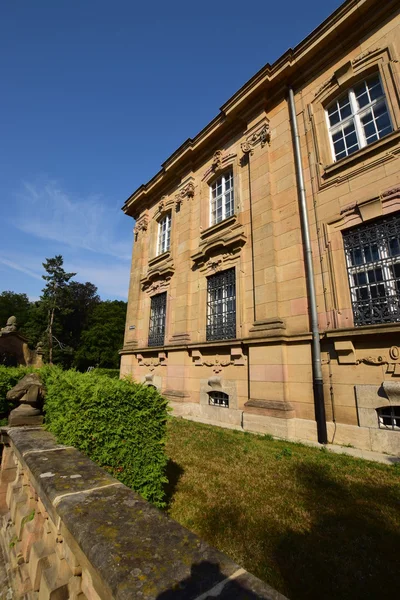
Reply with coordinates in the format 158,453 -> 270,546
91,368 -> 120,379
0,365 -> 30,415
42,367 -> 169,507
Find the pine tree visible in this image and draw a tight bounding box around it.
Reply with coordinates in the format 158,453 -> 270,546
41,256 -> 76,364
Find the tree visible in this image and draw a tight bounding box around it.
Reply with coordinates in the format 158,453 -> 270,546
0,291 -> 31,332
74,300 -> 127,370
41,256 -> 76,364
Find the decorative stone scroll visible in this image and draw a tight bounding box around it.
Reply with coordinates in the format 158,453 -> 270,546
191,221 -> 246,272
133,212 -> 149,236
137,351 -> 167,370
241,122 -> 270,155
140,255 -> 175,292
202,150 -> 237,181
175,181 -> 195,209
191,347 -> 245,372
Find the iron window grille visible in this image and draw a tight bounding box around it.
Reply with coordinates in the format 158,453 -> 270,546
206,268 -> 236,341
377,406 -> 400,431
343,214 -> 400,326
326,74 -> 393,162
148,292 -> 167,347
208,391 -> 229,408
157,213 -> 171,255
210,170 -> 234,226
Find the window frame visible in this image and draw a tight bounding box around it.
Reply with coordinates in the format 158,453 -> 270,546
209,170 -> 234,227
342,214 -> 400,326
148,292 -> 167,347
326,74 -> 393,162
206,267 -> 236,341
157,212 -> 171,256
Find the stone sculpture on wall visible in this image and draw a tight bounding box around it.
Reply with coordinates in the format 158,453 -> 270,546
0,315 -> 44,368
7,372 -> 44,426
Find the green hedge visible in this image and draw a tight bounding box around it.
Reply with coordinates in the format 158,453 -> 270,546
91,368 -> 120,379
0,365 -> 31,414
42,367 -> 169,507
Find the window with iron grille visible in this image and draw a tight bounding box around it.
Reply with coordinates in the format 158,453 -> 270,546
343,214 -> 400,326
157,213 -> 171,255
206,268 -> 236,341
326,74 -> 393,162
377,406 -> 400,431
148,292 -> 167,347
208,391 -> 229,408
210,170 -> 234,226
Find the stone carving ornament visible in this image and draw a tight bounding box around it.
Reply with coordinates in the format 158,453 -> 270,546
0,316 -> 17,335
7,372 -> 44,426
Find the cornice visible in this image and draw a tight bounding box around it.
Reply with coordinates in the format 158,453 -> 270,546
122,0 -> 398,217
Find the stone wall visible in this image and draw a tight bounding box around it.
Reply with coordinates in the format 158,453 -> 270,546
0,427 -> 286,600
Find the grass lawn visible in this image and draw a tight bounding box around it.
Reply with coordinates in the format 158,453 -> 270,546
165,417 -> 400,600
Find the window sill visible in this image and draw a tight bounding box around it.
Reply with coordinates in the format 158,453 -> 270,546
323,322 -> 400,338
148,252 -> 171,268
200,215 -> 237,240
322,129 -> 400,181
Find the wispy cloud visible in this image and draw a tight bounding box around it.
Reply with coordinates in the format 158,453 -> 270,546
70,263 -> 130,299
0,257 -> 42,281
13,178 -> 132,260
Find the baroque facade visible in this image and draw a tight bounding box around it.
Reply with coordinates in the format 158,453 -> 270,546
121,0 -> 400,454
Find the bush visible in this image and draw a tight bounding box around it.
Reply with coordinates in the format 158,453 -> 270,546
42,367 -> 169,507
91,368 -> 120,379
0,365 -> 30,414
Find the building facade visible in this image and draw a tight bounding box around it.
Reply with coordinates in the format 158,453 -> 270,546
121,0 -> 400,454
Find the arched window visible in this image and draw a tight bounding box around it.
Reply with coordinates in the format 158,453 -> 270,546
377,406 -> 400,430
208,391 -> 229,408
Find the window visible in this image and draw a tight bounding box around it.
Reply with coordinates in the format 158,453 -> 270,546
327,75 -> 393,162
377,406 -> 400,431
208,391 -> 229,408
148,292 -> 167,346
343,214 -> 400,326
157,213 -> 171,255
210,170 -> 234,226
206,268 -> 236,341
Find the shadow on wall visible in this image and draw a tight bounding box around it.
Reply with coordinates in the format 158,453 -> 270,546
273,462 -> 400,600
156,560 -> 272,599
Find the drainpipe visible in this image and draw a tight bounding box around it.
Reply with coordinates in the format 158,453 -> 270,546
288,87 -> 328,444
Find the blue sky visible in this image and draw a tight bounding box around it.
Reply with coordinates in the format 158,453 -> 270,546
0,0 -> 343,301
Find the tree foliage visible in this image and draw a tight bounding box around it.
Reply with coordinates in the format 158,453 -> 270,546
0,256 -> 126,370
0,291 -> 31,332
74,300 -> 127,370
42,256 -> 76,364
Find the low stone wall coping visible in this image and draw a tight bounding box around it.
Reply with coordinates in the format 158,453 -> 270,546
1,427 -> 288,600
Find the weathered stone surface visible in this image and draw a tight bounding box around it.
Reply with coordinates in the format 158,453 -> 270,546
6,373 -> 43,403
7,373 -> 44,427
1,427 -> 287,600
57,485 -> 284,600
7,428 -> 70,455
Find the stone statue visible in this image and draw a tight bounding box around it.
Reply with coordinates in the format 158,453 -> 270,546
0,316 -> 17,335
7,373 -> 44,426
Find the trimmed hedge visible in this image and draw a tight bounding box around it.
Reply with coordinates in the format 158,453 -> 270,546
91,368 -> 120,379
42,367 -> 169,507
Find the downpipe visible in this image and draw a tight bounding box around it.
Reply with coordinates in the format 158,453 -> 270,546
288,87 -> 328,444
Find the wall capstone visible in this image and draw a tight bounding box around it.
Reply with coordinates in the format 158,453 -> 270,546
0,427 -> 287,600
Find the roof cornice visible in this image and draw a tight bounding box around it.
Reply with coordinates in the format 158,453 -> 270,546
122,0 -> 397,217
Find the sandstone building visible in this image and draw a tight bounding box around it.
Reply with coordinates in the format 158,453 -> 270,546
121,0 -> 400,454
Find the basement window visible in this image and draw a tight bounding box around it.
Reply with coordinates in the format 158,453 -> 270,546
377,406 -> 400,431
208,391 -> 229,408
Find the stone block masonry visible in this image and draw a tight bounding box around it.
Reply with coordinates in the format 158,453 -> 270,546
0,427 -> 287,600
